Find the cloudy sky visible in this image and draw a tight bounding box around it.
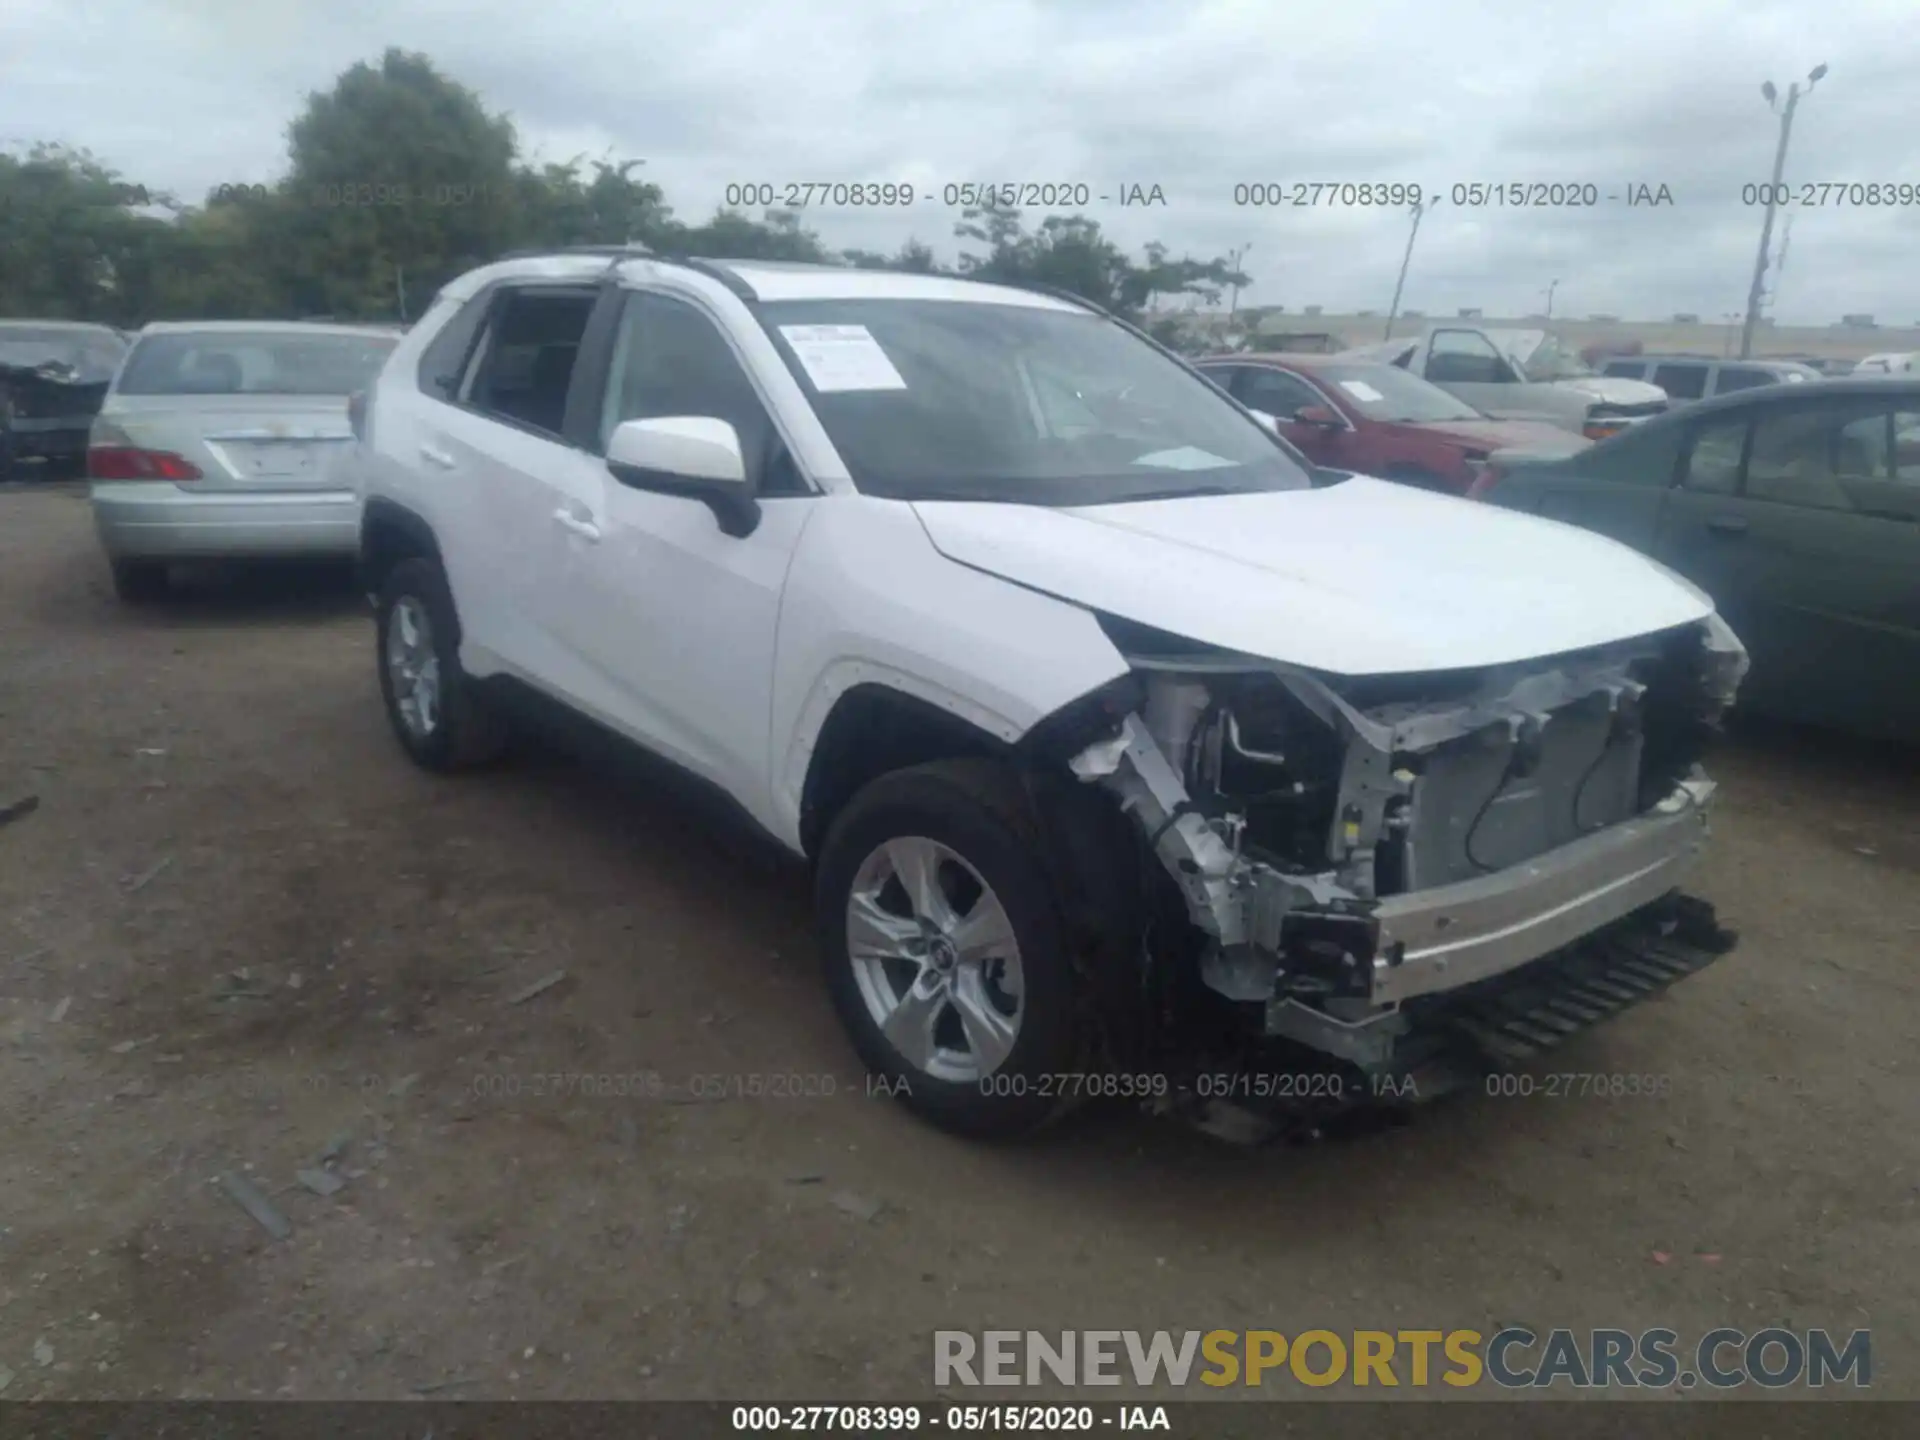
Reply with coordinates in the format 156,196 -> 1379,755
3,0 -> 1916,324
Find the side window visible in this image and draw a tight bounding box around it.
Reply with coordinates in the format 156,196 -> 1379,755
1602,360 -> 1646,379
1195,365 -> 1239,396
1712,367 -> 1776,395
1746,402 -> 1889,512
1651,363 -> 1708,401
1237,367 -> 1326,418
462,288 -> 597,436
1680,415 -> 1749,494
600,292 -> 807,497
415,291 -> 494,400
1424,330 -> 1507,385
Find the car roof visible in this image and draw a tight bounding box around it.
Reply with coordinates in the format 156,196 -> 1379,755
446,250 -> 1084,313
133,320 -> 401,340
1626,353 -> 1813,369
1607,375 -> 1920,434
0,319 -> 125,337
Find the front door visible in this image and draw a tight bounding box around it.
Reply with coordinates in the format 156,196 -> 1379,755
1233,366 -> 1349,466
557,288 -> 817,810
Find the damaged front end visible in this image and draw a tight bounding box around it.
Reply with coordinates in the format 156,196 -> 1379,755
1061,612 -> 1747,1138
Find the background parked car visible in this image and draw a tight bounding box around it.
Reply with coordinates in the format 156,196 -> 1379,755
1468,377 -> 1920,742
1336,324 -> 1668,439
1599,353 -> 1819,405
1196,353 -> 1587,492
1855,351 -> 1917,376
88,321 -> 398,601
0,321 -> 129,482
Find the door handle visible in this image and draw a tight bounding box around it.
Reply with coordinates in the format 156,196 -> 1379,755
418,444 -> 456,470
1705,514 -> 1749,536
552,508 -> 602,542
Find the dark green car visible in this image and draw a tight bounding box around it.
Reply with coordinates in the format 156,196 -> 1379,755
1471,377 -> 1920,742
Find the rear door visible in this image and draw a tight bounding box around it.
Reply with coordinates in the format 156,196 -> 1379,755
423,284 -> 604,690
1654,394 -> 1920,735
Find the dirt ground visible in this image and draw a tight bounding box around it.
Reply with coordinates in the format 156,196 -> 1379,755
1,481 -> 1916,1405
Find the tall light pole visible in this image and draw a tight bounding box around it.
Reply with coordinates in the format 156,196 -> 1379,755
1739,63 -> 1826,359
1544,278 -> 1560,320
1384,199 -> 1425,340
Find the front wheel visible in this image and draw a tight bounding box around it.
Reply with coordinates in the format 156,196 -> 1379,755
815,759 -> 1091,1139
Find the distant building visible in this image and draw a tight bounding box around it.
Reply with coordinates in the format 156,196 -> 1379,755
1458,307 -> 1482,318
1356,309 -> 1376,318
1673,312 -> 1699,323
1403,309 -> 1425,319
1588,313 -> 1620,322
1840,313 -> 1877,328
1303,304 -> 1322,317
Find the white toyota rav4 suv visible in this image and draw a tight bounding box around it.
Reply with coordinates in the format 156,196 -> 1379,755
353,245 -> 1748,1140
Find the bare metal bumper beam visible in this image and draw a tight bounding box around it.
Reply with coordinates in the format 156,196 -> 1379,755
1365,775 -> 1716,1006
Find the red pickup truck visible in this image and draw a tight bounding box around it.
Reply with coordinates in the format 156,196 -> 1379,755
1196,353 -> 1588,493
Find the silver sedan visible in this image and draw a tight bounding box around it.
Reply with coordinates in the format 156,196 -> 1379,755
89,321 -> 397,601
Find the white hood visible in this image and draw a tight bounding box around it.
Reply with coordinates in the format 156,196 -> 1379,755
1558,375 -> 1668,406
912,478 -> 1714,676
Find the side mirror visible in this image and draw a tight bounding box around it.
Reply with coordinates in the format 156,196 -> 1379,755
1295,404 -> 1343,429
605,416 -> 760,537
1249,408 -> 1281,434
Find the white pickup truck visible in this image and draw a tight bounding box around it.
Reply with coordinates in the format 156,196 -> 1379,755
1339,325 -> 1669,440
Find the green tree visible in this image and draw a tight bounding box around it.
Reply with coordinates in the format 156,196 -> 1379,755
952,201 -> 1247,321
278,47 -> 521,318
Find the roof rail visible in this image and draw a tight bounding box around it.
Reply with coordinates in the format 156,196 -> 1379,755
989,279 -> 1111,316
648,254 -> 757,302
497,243 -> 657,262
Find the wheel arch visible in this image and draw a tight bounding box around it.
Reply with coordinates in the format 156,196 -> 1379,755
359,496 -> 443,602
797,682 -> 1014,859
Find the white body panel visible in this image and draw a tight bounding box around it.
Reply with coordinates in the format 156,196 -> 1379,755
360,256 -> 1724,862
912,479 -> 1713,675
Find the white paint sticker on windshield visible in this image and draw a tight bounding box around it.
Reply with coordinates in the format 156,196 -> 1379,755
1337,379 -> 1385,403
777,324 -> 907,393
1133,447 -> 1236,471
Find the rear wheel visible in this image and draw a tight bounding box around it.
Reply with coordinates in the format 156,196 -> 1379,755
375,556 -> 508,771
815,759 -> 1091,1139
110,558 -> 171,603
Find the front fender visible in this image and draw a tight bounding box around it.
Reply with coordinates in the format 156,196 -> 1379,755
767,497 -> 1130,847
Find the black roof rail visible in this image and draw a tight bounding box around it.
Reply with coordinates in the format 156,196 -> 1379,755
647,255 -> 757,302
497,243 -> 657,262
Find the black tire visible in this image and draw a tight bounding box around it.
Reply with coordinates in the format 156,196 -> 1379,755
375,556 -> 509,771
110,558 -> 171,603
814,758 -> 1091,1139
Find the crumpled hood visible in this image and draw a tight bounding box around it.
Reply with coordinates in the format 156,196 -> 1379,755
1556,375 -> 1667,407
912,478 -> 1714,676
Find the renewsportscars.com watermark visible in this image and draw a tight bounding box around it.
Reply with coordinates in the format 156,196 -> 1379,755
935,1328 -> 1871,1390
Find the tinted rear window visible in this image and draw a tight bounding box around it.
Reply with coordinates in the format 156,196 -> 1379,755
0,326 -> 126,379
117,331 -> 397,396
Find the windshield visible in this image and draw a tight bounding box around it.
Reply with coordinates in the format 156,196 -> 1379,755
0,325 -> 127,379
1512,333 -> 1595,382
756,299 -> 1312,504
116,330 -> 397,396
1299,363 -> 1483,423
